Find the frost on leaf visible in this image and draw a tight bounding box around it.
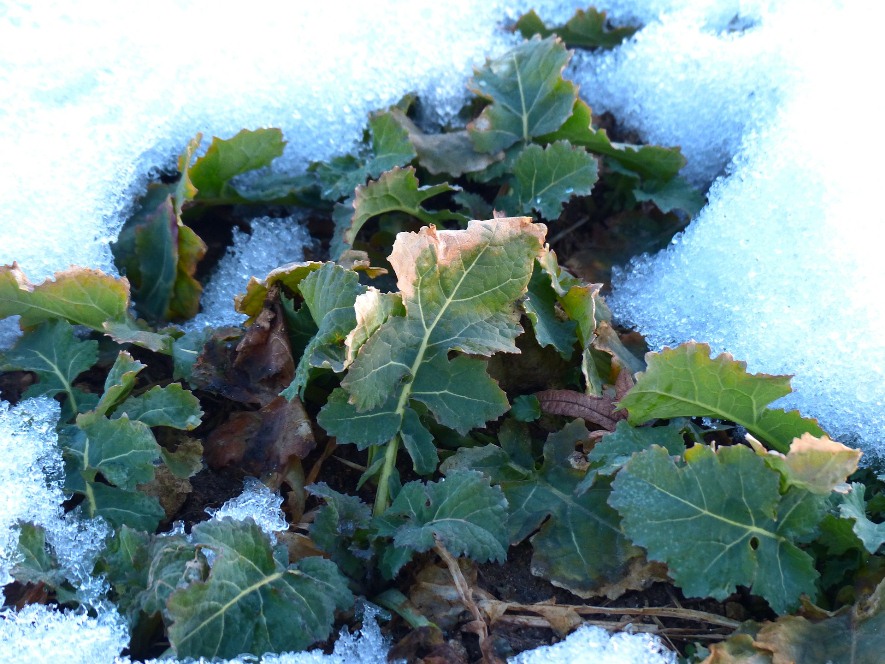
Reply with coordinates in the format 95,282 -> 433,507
318,218 -> 544,468
166,518 -> 352,659
469,37 -> 578,153
616,342 -> 824,453
500,141 -> 598,220
514,8 -> 638,50
373,472 -> 509,578
1,320 -> 99,417
610,444 -> 823,613
442,420 -> 637,597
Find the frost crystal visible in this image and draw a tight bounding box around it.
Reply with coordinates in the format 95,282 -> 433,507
205,476 -> 289,539
509,625 -> 677,664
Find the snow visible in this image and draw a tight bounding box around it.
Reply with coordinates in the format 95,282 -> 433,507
509,625 -> 676,664
1,0 -> 883,662
205,476 -> 289,539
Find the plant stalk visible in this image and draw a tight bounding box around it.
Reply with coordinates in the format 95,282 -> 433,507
373,434 -> 401,516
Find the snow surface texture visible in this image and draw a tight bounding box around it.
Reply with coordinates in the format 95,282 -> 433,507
509,625 -> 677,664
185,216 -> 313,331
205,476 -> 289,539
2,0 -> 883,662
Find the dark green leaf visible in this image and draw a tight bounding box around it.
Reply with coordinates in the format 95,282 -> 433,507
171,328 -> 211,382
308,483 -> 374,578
515,8 -> 638,50
839,483 -> 885,554
374,472 -> 509,578
70,413 -> 159,490
87,482 -> 165,531
1,320 -> 98,416
139,532 -> 206,618
511,394 -> 541,422
610,444 -> 822,613
469,37 -> 577,153
113,384 -> 203,430
522,262 -> 578,358
98,526 -> 151,622
617,342 -> 825,452
167,518 -> 352,659
95,351 -> 145,416
442,419 -> 636,596
12,524 -> 64,588
634,176 -> 705,216
400,407 -> 438,475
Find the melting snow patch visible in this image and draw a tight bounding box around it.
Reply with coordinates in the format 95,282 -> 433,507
205,476 -> 289,539
509,625 -> 677,664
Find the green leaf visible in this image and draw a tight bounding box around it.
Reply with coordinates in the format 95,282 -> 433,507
87,482 -> 165,531
167,518 -> 353,659
95,351 -> 145,416
511,394 -> 541,422
331,166 -> 463,257
399,407 -> 437,475
171,328 -> 211,382
319,218 -> 544,456
160,438 -> 204,479
12,523 -> 64,588
617,343 -> 825,453
374,472 -> 509,578
113,384 -> 203,430
514,8 -> 638,50
1,320 -> 99,416
344,287 -> 405,367
235,261 -> 324,322
98,525 -> 151,623
500,141 -> 598,220
68,413 -> 160,490
634,176 -> 705,216
576,420 -> 686,495
188,128 -> 286,200
102,320 -> 175,355
469,37 -> 578,153
282,262 -> 365,399
610,444 -> 822,613
839,483 -> 885,554
522,261 -> 577,359
308,483 -> 374,579
0,263 -> 130,331
442,420 -> 637,596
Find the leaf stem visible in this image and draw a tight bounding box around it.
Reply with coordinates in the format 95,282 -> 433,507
373,434 -> 401,516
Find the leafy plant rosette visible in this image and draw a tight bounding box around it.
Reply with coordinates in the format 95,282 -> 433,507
1,10 -> 883,663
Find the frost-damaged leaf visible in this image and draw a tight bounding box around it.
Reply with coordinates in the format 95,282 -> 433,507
103,320 -> 175,355
0,263 -> 129,331
160,437 -> 204,479
442,420 -> 637,597
469,37 -> 577,153
374,472 -> 509,578
235,261 -> 323,322
839,483 -> 885,554
167,518 -> 352,659
139,531 -> 206,619
1,320 -> 99,417
610,444 -> 823,613
281,262 -> 365,399
576,420 -> 685,495
344,287 -> 405,367
113,384 -> 203,430
749,577 -> 885,664
331,166 -> 463,257
319,218 -> 544,460
536,389 -> 625,431
205,395 -> 314,477
748,433 -> 861,495
171,328 -> 212,382
388,109 -> 500,177
515,8 -> 638,50
12,523 -> 64,588
188,128 -> 286,200
95,351 -> 145,416
501,141 -> 598,221
617,343 -> 825,453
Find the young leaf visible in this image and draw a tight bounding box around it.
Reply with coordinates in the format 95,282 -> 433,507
95,351 -> 145,416
610,444 -> 823,613
331,166 -> 463,257
309,483 -> 375,579
167,518 -> 353,659
514,8 -> 638,50
235,261 -> 324,321
373,472 -> 509,578
839,483 -> 885,554
616,342 -> 825,452
281,262 -> 365,399
1,320 -> 99,416
0,263 -> 129,331
442,420 -> 637,597
318,218 -> 544,465
500,141 -> 598,220
188,128 -> 286,200
468,37 -> 578,153
113,383 -> 203,430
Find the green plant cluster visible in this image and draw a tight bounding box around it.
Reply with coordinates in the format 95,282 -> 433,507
2,9 -> 884,663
